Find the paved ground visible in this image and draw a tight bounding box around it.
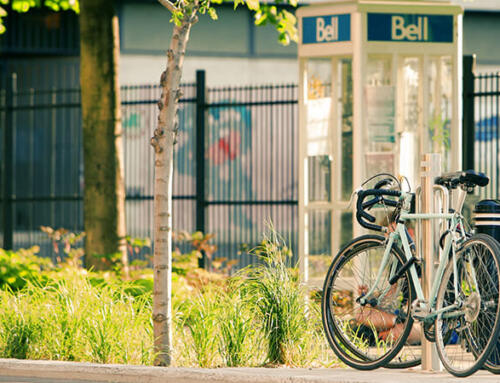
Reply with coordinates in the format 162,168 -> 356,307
1,359 -> 500,383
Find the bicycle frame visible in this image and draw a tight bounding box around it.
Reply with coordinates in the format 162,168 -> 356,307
358,189 -> 471,322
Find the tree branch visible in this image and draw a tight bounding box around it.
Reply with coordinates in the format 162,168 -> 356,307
157,0 -> 179,13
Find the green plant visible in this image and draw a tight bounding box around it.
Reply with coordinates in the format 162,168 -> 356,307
126,236 -> 152,272
241,230 -> 307,365
41,285 -> 81,361
216,286 -> 255,367
41,226 -> 85,268
0,272 -> 155,365
0,296 -> 40,359
181,290 -> 219,367
0,227 -> 338,368
0,246 -> 51,291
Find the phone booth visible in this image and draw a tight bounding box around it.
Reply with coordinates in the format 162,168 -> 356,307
297,0 -> 463,286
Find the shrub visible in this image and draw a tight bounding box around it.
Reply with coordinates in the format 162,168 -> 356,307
0,247 -> 52,291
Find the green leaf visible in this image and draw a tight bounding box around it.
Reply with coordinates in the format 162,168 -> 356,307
233,0 -> 244,9
245,0 -> 259,11
278,31 -> 289,45
208,7 -> 217,20
12,1 -> 31,12
254,10 -> 267,26
170,11 -> 183,26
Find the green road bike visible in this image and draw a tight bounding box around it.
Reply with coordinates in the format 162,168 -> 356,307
322,170 -> 500,377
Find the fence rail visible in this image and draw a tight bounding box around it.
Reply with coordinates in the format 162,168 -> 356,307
0,71 -> 298,269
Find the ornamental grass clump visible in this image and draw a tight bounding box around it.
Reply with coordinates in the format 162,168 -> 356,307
180,289 -> 219,367
241,230 -> 308,366
0,296 -> 40,359
0,269 -> 155,364
216,286 -> 256,367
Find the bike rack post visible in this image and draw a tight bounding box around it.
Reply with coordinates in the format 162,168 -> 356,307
419,153 -> 443,371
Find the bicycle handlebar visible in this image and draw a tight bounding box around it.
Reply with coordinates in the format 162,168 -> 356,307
356,189 -> 401,232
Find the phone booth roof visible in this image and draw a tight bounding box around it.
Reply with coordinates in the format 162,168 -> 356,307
297,0 -> 463,58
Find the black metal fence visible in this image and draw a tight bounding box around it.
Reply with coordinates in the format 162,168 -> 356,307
463,56 -> 500,199
4,59 -> 495,268
0,71 -> 298,268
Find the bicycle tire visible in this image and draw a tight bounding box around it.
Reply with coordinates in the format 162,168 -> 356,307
435,234 -> 500,377
321,235 -> 419,370
484,345 -> 500,374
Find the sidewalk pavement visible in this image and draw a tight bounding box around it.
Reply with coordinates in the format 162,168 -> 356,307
1,359 -> 500,383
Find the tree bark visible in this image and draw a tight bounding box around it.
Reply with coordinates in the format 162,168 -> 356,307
79,0 -> 128,274
151,14 -> 195,366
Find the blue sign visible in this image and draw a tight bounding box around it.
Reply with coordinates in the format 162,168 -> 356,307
367,13 -> 453,43
302,14 -> 351,44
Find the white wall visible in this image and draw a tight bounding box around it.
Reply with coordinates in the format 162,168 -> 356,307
120,55 -> 299,86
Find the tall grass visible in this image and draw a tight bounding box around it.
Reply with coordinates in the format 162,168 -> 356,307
0,296 -> 40,359
0,232 -> 337,368
241,231 -> 308,366
181,290 -> 219,367
0,270 -> 155,364
217,287 -> 256,367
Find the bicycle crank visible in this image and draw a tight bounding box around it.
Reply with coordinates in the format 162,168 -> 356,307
411,299 -> 431,321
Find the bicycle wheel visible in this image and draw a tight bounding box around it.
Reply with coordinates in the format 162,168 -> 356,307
322,235 -> 418,370
435,234 -> 500,377
479,236 -> 500,375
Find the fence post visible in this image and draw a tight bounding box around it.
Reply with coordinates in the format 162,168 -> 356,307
195,70 -> 207,268
462,55 -> 476,170
2,73 -> 15,250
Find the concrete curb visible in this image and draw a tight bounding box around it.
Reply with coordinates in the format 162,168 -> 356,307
0,359 -> 499,383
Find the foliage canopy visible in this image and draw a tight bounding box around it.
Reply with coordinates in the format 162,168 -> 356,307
0,0 -> 297,45
0,0 -> 79,33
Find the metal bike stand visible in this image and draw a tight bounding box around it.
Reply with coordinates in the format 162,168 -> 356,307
419,153 -> 445,371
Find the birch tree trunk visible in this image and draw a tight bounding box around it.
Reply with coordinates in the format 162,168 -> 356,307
151,0 -> 296,367
80,0 -> 129,275
151,14 -> 195,366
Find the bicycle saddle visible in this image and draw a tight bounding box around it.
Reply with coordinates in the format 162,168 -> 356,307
435,170 -> 489,189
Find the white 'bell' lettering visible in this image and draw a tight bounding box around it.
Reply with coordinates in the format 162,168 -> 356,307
391,15 -> 429,41
316,16 -> 339,42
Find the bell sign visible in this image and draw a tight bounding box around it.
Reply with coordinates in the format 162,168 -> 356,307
302,14 -> 351,44
368,13 -> 453,43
